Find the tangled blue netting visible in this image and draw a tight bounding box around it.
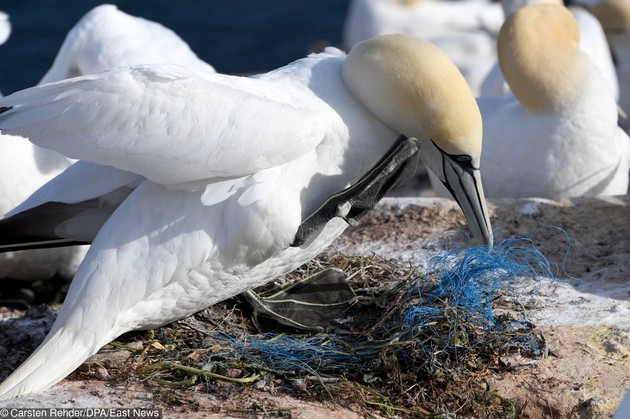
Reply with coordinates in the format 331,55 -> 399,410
210,237 -> 554,375
403,237 -> 553,334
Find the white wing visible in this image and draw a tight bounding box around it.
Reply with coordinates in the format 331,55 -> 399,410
39,4 -> 215,84
0,64 -> 330,185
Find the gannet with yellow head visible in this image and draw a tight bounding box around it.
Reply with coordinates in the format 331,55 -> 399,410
478,4 -> 629,198
0,34 -> 492,399
481,0 -> 619,103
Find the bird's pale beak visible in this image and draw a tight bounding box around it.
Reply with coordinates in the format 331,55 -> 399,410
417,138 -> 493,248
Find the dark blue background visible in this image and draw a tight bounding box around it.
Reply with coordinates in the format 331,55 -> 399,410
0,1 -> 351,94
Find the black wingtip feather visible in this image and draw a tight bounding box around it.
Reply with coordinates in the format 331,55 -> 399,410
0,202 -> 94,253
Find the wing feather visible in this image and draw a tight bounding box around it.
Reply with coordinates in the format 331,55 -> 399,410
6,161 -> 142,217
0,64 -> 329,184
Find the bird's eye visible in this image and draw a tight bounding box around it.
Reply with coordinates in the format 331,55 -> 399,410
457,155 -> 471,163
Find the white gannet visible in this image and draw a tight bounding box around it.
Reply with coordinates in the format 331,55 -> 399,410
0,140 -> 80,280
477,4 -> 629,198
0,10 -> 76,281
342,0 -> 504,95
0,4 -> 216,282
480,0 -> 619,102
0,34 -> 492,398
588,0 -> 630,131
570,5 -> 620,100
39,4 -> 214,84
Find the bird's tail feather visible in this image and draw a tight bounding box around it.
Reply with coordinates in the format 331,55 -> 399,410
0,327 -> 103,400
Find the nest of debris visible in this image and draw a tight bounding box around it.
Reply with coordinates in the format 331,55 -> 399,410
62,238 -> 551,418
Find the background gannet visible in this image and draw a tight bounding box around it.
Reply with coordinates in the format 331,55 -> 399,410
480,0 -> 619,103
39,4 -> 215,84
0,34 -> 492,399
0,4 -> 216,283
588,0 -> 630,131
342,0 -> 504,95
477,4 -> 629,198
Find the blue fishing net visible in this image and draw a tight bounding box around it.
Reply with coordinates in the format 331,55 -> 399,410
208,237 -> 553,377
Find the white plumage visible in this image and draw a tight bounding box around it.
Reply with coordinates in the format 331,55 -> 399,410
478,4 -> 629,198
588,0 -> 630,131
342,0 -> 504,95
0,34 -> 492,399
481,0 -> 619,102
39,4 -> 214,84
0,4 -> 215,281
570,6 -> 619,101
0,10 -> 81,280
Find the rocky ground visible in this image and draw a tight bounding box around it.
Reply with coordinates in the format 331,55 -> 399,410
0,195 -> 629,418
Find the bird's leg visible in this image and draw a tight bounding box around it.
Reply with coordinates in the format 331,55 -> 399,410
242,268 -> 356,332
293,135 -> 419,246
